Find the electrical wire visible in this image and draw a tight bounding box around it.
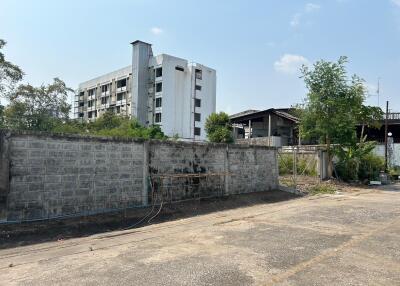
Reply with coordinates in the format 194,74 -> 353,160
148,200 -> 164,223
123,177 -> 157,230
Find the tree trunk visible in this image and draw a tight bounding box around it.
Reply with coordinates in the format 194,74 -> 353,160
360,124 -> 365,143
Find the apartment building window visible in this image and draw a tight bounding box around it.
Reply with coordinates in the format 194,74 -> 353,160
194,113 -> 201,122
195,69 -> 202,80
175,66 -> 184,72
155,67 -> 162,77
88,100 -> 93,107
156,82 -> 162,93
155,97 -> 162,108
117,92 -> 125,101
195,98 -> 201,108
194,127 -> 201,136
88,111 -> 93,118
195,85 -> 202,91
117,78 -> 127,88
101,84 -> 108,93
155,112 -> 162,123
101,97 -> 107,104
116,106 -> 121,114
79,113 -> 84,118
79,101 -> 84,107
88,89 -> 95,97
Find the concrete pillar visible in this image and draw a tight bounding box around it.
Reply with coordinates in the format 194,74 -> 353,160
248,120 -> 252,139
268,114 -> 271,146
224,145 -> 230,195
0,131 -> 10,221
131,40 -> 153,126
142,141 -> 150,206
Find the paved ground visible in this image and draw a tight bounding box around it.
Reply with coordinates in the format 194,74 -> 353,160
0,185 -> 399,285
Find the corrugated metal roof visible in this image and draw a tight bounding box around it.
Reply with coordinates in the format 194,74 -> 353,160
230,108 -> 299,123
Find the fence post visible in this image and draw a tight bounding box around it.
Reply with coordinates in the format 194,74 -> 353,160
142,141 -> 149,206
0,131 -> 10,221
293,145 -> 297,188
224,145 -> 230,195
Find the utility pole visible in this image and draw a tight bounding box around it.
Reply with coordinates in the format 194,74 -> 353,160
377,78 -> 380,107
384,101 -> 389,172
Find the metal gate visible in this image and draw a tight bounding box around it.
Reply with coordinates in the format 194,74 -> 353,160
278,145 -> 327,193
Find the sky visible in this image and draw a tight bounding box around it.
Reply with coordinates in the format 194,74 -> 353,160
0,0 -> 400,114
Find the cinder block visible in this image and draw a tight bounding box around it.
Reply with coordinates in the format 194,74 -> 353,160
29,141 -> 45,149
45,175 -> 62,183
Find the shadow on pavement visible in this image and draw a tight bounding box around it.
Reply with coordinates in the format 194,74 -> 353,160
0,190 -> 299,250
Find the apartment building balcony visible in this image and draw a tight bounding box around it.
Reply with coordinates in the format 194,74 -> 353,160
87,106 -> 96,112
116,99 -> 127,106
101,91 -> 110,97
116,86 -> 127,93
75,95 -> 84,102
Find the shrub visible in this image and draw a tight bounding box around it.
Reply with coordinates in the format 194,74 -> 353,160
358,153 -> 385,181
51,112 -> 167,140
336,152 -> 384,182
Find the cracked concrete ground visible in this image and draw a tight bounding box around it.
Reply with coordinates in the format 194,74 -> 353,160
0,185 -> 399,285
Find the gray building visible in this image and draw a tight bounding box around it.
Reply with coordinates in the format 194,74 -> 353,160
230,108 -> 299,147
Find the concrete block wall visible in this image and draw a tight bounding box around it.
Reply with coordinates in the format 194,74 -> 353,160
227,146 -> 278,195
0,131 -> 278,222
148,142 -> 227,201
1,132 -> 145,222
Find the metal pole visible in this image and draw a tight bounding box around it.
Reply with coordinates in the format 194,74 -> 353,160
384,101 -> 389,172
248,119 -> 252,139
293,146 -> 297,187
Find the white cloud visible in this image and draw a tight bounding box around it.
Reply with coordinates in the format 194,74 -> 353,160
290,3 -> 321,27
266,41 -> 276,47
290,13 -> 301,27
150,27 -> 163,35
274,54 -> 310,74
305,3 -> 321,12
392,0 -> 400,7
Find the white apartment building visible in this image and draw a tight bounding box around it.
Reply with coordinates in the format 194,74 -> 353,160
75,40 -> 216,140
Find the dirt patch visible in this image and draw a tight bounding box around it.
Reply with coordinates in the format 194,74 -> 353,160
279,175 -> 376,195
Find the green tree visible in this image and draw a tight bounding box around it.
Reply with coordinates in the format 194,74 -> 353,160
299,56 -> 379,177
4,78 -> 73,131
357,105 -> 383,141
205,112 -> 233,143
0,39 -> 24,98
0,104 -> 5,128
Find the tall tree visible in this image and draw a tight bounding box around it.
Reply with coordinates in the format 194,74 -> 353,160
4,78 -> 73,131
205,112 -> 233,143
299,56 -> 374,177
0,39 -> 24,98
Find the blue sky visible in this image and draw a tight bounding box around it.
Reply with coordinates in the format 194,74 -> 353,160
1,0 -> 399,113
